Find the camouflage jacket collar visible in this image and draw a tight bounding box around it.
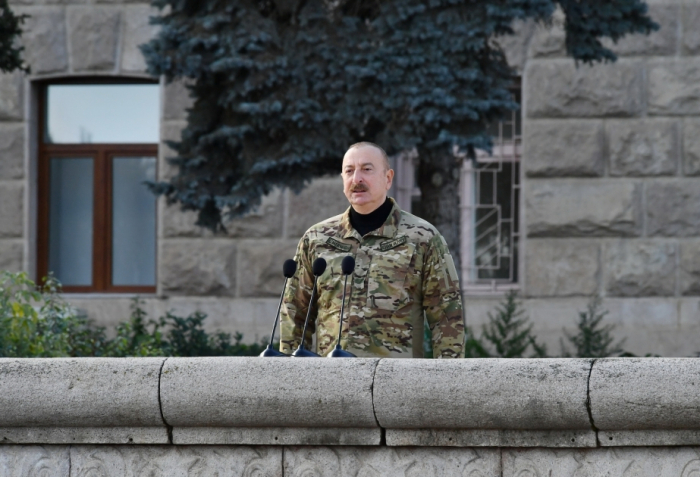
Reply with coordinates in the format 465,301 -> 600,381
341,197 -> 402,241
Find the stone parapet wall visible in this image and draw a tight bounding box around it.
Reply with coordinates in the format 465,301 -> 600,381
2,357 -> 700,447
3,357 -> 700,476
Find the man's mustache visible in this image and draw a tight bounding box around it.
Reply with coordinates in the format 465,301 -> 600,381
351,184 -> 368,192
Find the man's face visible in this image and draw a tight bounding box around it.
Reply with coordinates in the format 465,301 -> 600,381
341,146 -> 394,214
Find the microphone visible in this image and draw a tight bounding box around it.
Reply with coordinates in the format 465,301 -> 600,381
292,257 -> 327,358
259,259 -> 297,357
328,256 -> 356,358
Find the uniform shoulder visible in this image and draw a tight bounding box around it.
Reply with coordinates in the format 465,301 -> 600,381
302,212 -> 346,239
398,210 -> 440,239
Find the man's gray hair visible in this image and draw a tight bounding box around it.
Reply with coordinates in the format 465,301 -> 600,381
346,142 -> 391,170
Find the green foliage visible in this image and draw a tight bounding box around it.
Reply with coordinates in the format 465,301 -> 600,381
465,291 -> 547,358
0,272 -> 106,357
0,272 -> 266,358
0,0 -> 29,73
141,0 -> 657,231
560,296 -> 626,358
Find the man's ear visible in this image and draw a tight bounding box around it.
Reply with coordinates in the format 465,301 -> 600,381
386,168 -> 395,190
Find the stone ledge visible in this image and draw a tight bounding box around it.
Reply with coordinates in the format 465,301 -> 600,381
385,429 -> 597,448
2,357 -> 700,447
173,427 -> 381,446
0,427 -> 168,445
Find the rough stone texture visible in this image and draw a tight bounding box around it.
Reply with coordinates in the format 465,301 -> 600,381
683,4 -> 700,55
163,80 -> 193,120
0,240 -> 23,273
0,72 -> 23,121
159,240 -> 236,296
0,446 -> 69,477
70,445 -> 282,477
0,182 -> 23,238
527,10 -> 566,59
599,430 -> 700,447
66,295 -> 276,345
0,358 -> 165,428
604,5 -> 679,57
174,427 -> 381,446
68,7 -> 121,71
607,120 -> 678,177
285,446 -> 501,477
496,19 -> 535,72
161,358 -> 379,433
525,180 -> 642,237
158,120 -> 186,181
524,239 -> 600,297
0,427 -> 167,445
237,240 -> 299,297
120,5 -> 157,72
649,60 -> 700,116
287,178 -> 349,238
591,358 -> 700,431
0,123 -> 24,180
386,429 -> 596,448
647,180 -> 700,237
524,120 -> 603,177
604,240 -> 676,297
604,298 -> 681,357
373,359 -> 592,430
156,297 -> 276,345
12,7 -> 68,74
683,118 -> 700,176
469,296 -> 696,358
162,189 -> 284,239
503,447 -> 700,477
526,60 -> 644,118
681,241 -> 700,296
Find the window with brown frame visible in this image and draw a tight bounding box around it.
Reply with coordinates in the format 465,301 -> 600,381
37,80 -> 160,293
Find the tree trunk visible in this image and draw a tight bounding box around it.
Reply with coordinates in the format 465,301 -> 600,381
415,151 -> 462,277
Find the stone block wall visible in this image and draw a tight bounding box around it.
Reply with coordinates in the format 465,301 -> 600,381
503,0 -> 700,356
1,0 -> 700,353
0,0 -> 352,343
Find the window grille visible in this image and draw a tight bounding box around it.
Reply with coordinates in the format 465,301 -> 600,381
392,111 -> 521,295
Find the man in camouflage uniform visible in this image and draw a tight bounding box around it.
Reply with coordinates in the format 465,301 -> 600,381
280,142 -> 464,358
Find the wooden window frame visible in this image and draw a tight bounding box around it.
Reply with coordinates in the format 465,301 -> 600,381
36,80 -> 159,294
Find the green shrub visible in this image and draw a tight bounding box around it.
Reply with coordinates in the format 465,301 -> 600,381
0,272 -> 106,357
465,291 -> 547,358
0,272 -> 266,358
561,296 -> 626,358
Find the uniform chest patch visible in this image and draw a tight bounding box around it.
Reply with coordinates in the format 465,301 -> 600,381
380,236 -> 408,251
326,237 -> 352,252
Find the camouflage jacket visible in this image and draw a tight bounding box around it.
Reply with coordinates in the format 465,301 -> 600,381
280,198 -> 464,358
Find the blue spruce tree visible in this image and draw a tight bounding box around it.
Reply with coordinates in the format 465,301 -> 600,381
141,0 -> 656,265
0,0 -> 28,73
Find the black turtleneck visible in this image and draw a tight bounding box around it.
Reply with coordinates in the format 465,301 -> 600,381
349,198 -> 393,237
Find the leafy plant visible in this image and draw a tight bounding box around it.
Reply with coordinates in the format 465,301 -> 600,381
465,291 -> 547,358
0,272 -> 266,358
0,272 -> 106,357
561,296 -> 626,358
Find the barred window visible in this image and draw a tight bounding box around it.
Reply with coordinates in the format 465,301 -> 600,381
392,96 -> 521,295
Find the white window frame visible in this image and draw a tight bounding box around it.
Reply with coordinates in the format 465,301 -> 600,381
391,113 -> 522,296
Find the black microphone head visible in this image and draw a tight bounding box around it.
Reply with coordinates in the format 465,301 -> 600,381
312,257 -> 327,276
282,259 -> 297,278
341,256 -> 355,275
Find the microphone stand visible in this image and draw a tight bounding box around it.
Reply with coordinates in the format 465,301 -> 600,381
292,276 -> 321,358
259,275 -> 291,357
328,271 -> 356,358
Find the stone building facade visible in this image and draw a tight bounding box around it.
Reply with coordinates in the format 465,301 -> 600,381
0,0 -> 698,356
